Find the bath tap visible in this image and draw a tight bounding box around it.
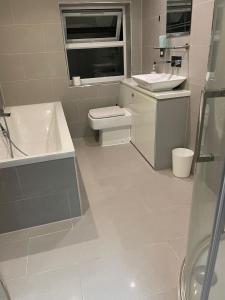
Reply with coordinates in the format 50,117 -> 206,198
0,109 -> 11,117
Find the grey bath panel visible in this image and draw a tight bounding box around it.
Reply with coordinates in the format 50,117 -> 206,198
68,188 -> 81,218
0,157 -> 81,233
0,167 -> 23,203
76,160 -> 89,214
17,158 -> 78,198
0,190 -> 71,233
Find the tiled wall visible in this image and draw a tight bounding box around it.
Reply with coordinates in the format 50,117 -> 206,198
0,0 -> 142,138
142,0 -> 215,150
0,158 -> 81,233
188,0 -> 215,149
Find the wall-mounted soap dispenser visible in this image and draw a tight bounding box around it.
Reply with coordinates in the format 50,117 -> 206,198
159,35 -> 167,57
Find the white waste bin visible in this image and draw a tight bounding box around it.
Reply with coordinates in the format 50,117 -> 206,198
172,148 -> 194,178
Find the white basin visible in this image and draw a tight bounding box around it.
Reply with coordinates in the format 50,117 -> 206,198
132,73 -> 186,92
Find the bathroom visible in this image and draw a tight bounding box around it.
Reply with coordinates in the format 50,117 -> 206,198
0,0 -> 225,299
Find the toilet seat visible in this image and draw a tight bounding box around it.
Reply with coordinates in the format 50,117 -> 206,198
88,107 -> 131,130
89,106 -> 125,119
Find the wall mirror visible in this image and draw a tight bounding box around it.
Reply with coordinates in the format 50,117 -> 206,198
166,0 -> 192,36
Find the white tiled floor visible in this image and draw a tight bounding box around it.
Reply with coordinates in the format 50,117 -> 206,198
0,138 -> 193,300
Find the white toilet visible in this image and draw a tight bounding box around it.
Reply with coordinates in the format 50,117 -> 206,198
88,106 -> 132,146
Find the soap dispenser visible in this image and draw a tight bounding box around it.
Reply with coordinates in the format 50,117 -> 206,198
159,35 -> 167,57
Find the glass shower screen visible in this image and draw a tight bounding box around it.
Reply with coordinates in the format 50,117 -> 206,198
180,0 -> 225,299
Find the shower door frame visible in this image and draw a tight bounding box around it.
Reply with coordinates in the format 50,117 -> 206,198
195,88 -> 225,300
200,159 -> 225,300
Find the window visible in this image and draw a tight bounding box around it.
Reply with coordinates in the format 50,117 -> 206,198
60,6 -> 126,84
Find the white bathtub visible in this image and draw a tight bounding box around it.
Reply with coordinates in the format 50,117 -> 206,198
0,102 -> 75,169
0,102 -> 82,233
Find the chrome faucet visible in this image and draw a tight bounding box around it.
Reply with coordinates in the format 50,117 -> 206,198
0,87 -> 10,117
0,109 -> 10,117
156,56 -> 182,68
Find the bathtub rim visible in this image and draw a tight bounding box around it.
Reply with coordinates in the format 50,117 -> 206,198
0,101 -> 75,169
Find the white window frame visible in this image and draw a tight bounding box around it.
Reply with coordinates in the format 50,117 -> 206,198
60,5 -> 127,85
63,11 -> 123,43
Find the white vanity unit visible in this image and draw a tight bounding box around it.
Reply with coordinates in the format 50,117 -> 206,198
119,79 -> 191,170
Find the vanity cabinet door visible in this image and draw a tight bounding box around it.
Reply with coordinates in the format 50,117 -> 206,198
130,90 -> 157,167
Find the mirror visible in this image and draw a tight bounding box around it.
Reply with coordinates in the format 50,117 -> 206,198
166,0 -> 192,36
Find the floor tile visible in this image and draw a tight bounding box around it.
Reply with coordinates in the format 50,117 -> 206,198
80,256 -> 141,300
122,244 -> 180,295
0,228 -> 31,244
169,236 -> 188,262
7,265 -> 82,300
0,240 -> 28,280
141,289 -> 178,300
0,138 -> 193,299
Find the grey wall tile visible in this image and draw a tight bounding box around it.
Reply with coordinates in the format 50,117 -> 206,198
62,100 -> 80,125
0,25 -> 46,54
46,52 -> 68,78
68,121 -> 94,138
11,0 -> 60,24
22,53 -> 50,80
190,1 -> 214,46
96,83 -> 120,99
189,45 -> 210,86
187,83 -> 202,150
142,0 -> 166,19
131,46 -> 142,75
52,77 -> 98,101
0,54 -> 25,82
43,23 -> 64,51
0,0 -> 141,138
0,0 -> 14,25
1,79 -> 54,106
21,52 -> 67,80
131,18 -> 142,47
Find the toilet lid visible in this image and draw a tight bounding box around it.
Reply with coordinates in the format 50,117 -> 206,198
89,106 -> 125,119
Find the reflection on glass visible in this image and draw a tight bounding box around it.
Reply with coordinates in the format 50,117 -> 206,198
167,0 -> 192,35
63,12 -> 122,42
67,47 -> 124,79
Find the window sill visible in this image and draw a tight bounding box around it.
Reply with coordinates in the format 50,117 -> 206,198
69,76 -> 124,87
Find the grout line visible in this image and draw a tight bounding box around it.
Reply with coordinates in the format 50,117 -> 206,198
22,260 -> 81,278
141,0 -> 143,73
8,0 -> 15,24
0,22 -> 61,27
28,227 -> 72,240
25,255 -> 29,276
0,50 -> 64,56
167,239 -> 186,262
